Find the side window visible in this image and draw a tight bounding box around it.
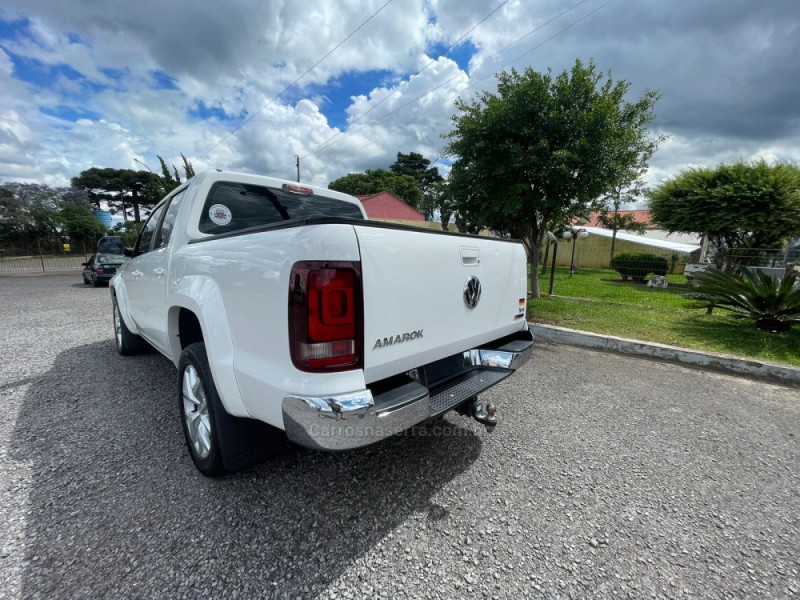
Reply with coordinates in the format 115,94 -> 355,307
155,191 -> 185,249
135,203 -> 166,255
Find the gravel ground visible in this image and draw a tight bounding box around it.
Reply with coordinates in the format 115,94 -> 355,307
0,275 -> 798,599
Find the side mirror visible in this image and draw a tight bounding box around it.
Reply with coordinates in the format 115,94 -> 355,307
81,262 -> 89,266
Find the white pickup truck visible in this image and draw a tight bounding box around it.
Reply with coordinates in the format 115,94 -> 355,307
111,170 -> 533,476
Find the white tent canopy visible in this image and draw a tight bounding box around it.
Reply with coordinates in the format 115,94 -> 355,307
582,227 -> 700,254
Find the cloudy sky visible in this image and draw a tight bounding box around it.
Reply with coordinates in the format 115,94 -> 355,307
0,0 -> 798,195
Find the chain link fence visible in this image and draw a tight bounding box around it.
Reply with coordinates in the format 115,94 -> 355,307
0,239 -> 96,274
539,237 -> 797,308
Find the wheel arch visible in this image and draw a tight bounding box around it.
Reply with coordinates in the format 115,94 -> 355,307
167,277 -> 249,418
110,278 -> 139,335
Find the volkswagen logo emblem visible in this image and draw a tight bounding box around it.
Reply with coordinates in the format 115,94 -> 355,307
463,276 -> 482,310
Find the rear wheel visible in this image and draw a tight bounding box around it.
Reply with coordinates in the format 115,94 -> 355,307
92,275 -> 101,287
113,297 -> 147,355
179,343 -> 225,476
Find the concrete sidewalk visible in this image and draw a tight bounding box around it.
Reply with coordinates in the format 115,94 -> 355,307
529,322 -> 800,386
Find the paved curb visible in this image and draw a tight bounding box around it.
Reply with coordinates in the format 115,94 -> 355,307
529,323 -> 800,387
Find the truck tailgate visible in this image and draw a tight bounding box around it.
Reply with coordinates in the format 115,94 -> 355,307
355,224 -> 528,383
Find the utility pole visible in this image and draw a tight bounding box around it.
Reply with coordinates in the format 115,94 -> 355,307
295,155 -> 300,182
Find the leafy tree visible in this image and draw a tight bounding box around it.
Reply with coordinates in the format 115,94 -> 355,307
0,182 -> 106,246
156,153 -> 196,194
72,155 -> 195,223
0,183 -> 65,242
597,107 -> 664,263
58,202 -> 108,241
434,180 -> 456,231
596,181 -> 649,263
444,60 -> 661,297
328,169 -> 423,209
437,165 -> 484,234
0,185 -> 29,241
649,161 -> 800,269
71,168 -> 160,223
113,221 -> 144,247
389,152 -> 444,219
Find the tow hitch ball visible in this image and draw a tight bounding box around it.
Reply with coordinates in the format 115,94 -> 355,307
458,397 -> 497,432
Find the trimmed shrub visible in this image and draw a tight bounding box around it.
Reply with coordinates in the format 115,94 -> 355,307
611,251 -> 669,282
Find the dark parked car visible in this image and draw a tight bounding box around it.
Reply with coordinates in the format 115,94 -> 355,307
82,253 -> 128,286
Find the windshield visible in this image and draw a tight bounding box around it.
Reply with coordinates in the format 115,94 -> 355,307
97,253 -> 127,264
97,237 -> 125,255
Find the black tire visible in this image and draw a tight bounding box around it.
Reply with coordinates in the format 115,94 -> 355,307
178,343 -> 225,477
83,272 -> 90,284
92,275 -> 101,287
112,296 -> 148,355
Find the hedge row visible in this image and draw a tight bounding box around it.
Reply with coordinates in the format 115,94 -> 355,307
611,251 -> 669,282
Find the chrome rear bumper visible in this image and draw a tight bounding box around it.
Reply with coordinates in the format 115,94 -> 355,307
282,329 -> 534,451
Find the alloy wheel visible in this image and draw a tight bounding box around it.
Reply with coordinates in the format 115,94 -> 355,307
182,364 -> 212,459
113,304 -> 123,350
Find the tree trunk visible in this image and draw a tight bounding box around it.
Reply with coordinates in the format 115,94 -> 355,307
540,240 -> 550,276
530,246 -> 541,298
120,194 -> 128,223
529,224 -> 542,298
131,188 -> 142,223
609,228 -> 618,267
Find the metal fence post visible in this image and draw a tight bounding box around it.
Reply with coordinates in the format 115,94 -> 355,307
548,242 -> 558,296
783,246 -> 790,277
37,239 -> 45,272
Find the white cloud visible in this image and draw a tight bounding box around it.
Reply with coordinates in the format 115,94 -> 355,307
0,0 -> 798,193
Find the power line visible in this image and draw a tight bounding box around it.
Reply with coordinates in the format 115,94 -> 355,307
310,0 -> 597,157
267,0 -> 546,177
306,1 -> 510,154
198,0 -> 395,159
419,0 -> 616,170
277,0 -> 600,174
269,0 -> 512,174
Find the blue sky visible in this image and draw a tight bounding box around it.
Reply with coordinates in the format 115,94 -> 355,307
0,0 -> 798,191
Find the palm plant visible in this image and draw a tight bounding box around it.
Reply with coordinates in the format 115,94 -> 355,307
688,269 -> 800,332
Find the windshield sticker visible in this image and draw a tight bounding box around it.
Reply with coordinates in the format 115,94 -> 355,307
209,204 -> 232,226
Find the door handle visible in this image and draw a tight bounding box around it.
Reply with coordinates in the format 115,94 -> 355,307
132,270 -> 143,278
460,247 -> 480,266
153,268 -> 166,278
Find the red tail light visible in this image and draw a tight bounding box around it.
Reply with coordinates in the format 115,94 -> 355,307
289,261 -> 362,372
95,264 -> 105,274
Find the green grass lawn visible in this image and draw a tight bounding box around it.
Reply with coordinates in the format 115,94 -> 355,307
529,267 -> 800,367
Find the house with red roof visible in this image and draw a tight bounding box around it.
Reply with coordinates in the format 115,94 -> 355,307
580,209 -> 652,228
356,192 -> 425,222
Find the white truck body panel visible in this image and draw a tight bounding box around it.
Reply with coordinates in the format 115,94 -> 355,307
355,225 -> 527,383
111,170 -> 533,454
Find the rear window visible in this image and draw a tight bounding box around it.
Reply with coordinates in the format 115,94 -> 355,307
97,237 -> 125,255
198,182 -> 364,235
97,254 -> 126,264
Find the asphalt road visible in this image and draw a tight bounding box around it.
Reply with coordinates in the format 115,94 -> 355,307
1,275 -> 798,599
